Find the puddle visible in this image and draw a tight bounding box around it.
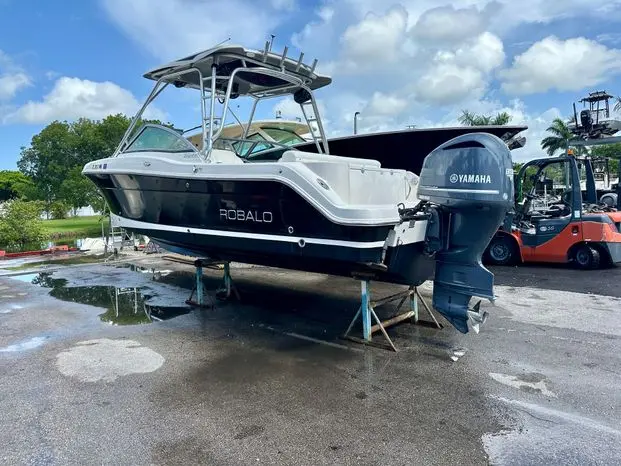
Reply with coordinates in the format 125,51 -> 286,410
1,254 -> 106,272
0,336 -> 48,353
489,372 -> 557,397
12,272 -> 191,325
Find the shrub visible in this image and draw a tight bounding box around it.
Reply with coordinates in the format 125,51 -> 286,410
0,199 -> 46,250
50,200 -> 69,219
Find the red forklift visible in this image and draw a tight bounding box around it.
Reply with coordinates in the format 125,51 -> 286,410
483,150 -> 621,269
484,91 -> 621,269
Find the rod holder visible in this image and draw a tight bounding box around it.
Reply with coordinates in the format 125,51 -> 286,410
263,41 -> 270,62
279,46 -> 289,67
295,52 -> 304,71
310,58 -> 318,73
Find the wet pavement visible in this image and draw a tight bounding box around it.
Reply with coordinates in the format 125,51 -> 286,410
0,255 -> 620,465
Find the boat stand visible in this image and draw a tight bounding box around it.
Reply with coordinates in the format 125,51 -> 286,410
343,279 -> 442,352
185,259 -> 240,308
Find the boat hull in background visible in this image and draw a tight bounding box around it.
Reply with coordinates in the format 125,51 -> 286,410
250,125 -> 527,174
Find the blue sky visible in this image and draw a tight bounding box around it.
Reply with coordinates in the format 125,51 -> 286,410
1,0 -> 621,169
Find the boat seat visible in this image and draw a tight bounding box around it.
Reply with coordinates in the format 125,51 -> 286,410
209,148 -> 245,165
280,150 -> 382,168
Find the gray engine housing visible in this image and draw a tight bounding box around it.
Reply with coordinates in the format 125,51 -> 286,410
418,132 -> 514,333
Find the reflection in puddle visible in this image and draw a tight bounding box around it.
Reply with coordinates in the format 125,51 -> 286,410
13,272 -> 190,325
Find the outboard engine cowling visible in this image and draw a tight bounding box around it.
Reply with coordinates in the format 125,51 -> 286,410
418,132 -> 514,333
580,109 -> 593,133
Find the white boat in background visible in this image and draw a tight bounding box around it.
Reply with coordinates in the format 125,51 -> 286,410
570,90 -> 621,139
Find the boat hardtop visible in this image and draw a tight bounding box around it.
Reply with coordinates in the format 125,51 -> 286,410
143,44 -> 332,96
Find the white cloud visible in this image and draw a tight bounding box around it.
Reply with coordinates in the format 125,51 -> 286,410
101,0 -> 286,61
4,77 -> 164,124
412,4 -> 499,44
500,36 -> 621,94
410,32 -> 504,105
0,49 -> 32,101
452,32 -> 505,73
344,0 -> 621,32
340,5 -> 409,66
0,72 -> 31,101
364,92 -> 408,116
415,64 -> 486,105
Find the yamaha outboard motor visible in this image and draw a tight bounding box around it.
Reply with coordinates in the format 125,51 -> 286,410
418,133 -> 514,333
580,109 -> 593,134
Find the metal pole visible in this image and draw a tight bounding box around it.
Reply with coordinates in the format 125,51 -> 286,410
361,280 -> 371,341
354,112 -> 360,135
206,64 -> 217,159
196,265 -> 203,306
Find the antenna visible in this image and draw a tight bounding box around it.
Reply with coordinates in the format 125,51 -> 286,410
214,37 -> 231,48
269,34 -> 276,51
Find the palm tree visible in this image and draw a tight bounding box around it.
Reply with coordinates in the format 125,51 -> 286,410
540,117 -> 583,156
458,110 -> 512,126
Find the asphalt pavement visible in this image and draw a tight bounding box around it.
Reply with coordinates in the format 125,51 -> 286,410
1,256 -> 619,465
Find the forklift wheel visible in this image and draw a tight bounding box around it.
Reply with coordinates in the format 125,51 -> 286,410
486,236 -> 515,266
573,244 -> 601,270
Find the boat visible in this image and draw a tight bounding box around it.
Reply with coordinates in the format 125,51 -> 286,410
82,42 -> 517,333
569,91 -> 621,139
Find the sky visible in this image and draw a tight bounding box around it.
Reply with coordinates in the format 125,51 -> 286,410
1,0 -> 621,169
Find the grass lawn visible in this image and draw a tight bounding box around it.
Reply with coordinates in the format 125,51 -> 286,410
43,215 -> 106,239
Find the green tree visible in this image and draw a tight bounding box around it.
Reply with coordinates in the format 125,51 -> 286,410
59,166 -> 102,215
590,143 -> 621,175
0,170 -> 34,201
0,199 -> 46,250
458,110 -> 512,126
17,121 -> 75,213
49,200 -> 69,220
16,113 -> 166,216
540,118 -> 581,157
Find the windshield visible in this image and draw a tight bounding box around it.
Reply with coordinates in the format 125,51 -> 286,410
125,125 -> 197,153
261,128 -> 306,145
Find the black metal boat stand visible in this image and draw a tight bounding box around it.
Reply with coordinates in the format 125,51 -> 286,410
343,275 -> 441,352
185,259 -> 240,308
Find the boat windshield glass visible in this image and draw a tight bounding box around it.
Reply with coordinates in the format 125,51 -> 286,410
211,132 -> 291,159
125,125 -> 197,153
211,127 -> 306,159
261,128 -> 306,145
